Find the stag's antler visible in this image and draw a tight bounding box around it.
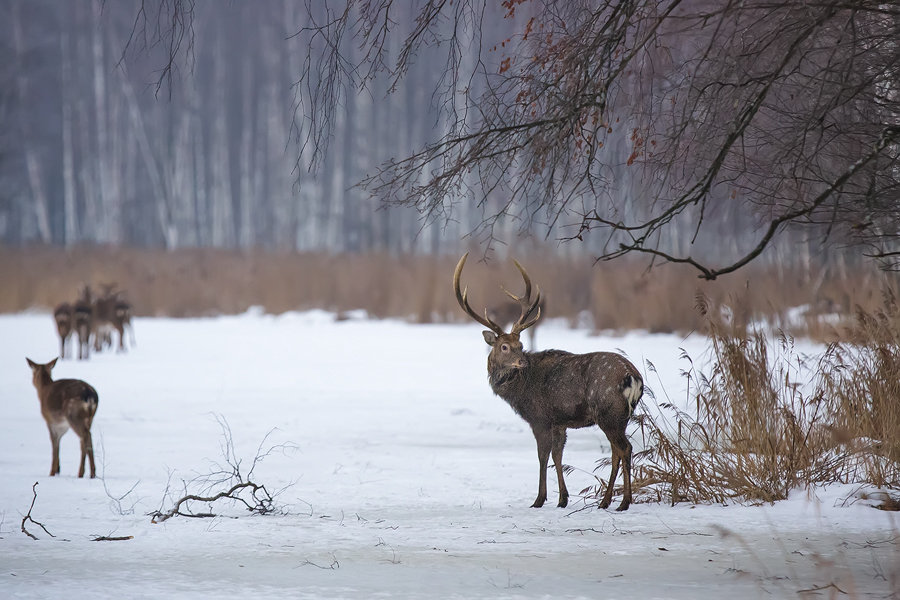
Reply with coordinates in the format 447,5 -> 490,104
505,259 -> 542,336
453,253 -> 504,334
453,253 -> 541,336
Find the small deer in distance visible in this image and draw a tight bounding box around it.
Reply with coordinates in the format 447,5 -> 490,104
53,302 -> 74,359
26,357 -> 99,478
54,284 -> 135,360
73,286 -> 93,360
453,253 -> 643,511
91,283 -> 134,353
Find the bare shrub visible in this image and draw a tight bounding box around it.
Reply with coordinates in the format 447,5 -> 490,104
149,415 -> 298,523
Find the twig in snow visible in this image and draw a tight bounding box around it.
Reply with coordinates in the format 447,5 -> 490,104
99,433 -> 142,516
797,582 -> 848,595
20,482 -> 55,540
298,554 -> 340,570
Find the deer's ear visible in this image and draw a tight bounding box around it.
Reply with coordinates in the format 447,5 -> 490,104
48,357 -> 58,369
482,331 -> 497,345
26,357 -> 36,369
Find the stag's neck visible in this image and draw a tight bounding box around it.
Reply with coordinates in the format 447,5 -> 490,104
488,349 -> 572,421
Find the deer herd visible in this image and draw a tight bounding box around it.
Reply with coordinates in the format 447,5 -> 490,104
26,259 -> 642,511
53,283 -> 134,361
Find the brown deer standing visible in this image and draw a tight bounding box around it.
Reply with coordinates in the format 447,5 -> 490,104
26,358 -> 99,478
73,287 -> 92,360
91,284 -> 133,352
53,303 -> 73,359
453,253 -> 643,511
91,284 -> 118,352
113,294 -> 135,350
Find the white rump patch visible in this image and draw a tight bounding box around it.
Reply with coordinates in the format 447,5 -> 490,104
623,376 -> 644,418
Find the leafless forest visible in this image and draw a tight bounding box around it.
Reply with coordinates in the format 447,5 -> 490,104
3,1 -> 522,254
2,1 -> 896,275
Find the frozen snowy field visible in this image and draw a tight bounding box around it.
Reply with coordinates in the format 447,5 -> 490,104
0,311 -> 896,599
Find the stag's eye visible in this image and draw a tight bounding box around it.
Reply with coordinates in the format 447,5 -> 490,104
500,343 -> 510,352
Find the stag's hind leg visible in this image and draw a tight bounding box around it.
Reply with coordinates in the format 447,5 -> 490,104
600,428 -> 632,511
598,445 -> 620,509
616,436 -> 633,511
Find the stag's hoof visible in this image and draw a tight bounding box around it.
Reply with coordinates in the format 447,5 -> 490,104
557,495 -> 569,508
615,501 -> 630,512
531,497 -> 546,508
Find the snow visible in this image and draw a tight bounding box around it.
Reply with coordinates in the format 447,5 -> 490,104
0,311 -> 896,599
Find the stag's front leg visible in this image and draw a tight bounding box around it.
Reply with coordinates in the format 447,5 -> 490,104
531,427 -> 552,508
551,427 -> 569,508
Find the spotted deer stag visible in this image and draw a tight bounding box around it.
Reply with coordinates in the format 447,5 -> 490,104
26,358 -> 99,478
453,253 -> 643,511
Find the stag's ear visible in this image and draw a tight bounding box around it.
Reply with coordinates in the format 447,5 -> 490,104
26,357 -> 37,369
482,331 -> 497,345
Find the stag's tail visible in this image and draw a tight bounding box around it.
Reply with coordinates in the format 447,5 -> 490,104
622,374 -> 643,418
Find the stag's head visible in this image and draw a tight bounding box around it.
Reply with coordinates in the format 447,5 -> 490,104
453,253 -> 542,384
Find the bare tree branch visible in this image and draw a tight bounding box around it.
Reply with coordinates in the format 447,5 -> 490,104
295,0 -> 900,272
116,0 -> 196,98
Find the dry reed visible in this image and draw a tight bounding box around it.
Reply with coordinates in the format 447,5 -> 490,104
2,245 -> 895,339
587,292 -> 900,507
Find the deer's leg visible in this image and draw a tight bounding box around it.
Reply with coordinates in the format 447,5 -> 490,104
603,428 -> 633,511
598,446 -> 620,509
615,436 -> 633,512
531,427 -> 552,508
551,427 -> 569,508
47,425 -> 63,476
69,414 -> 96,479
78,431 -> 95,478
84,428 -> 96,479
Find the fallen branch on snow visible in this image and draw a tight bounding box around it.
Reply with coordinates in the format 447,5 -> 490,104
150,481 -> 276,523
149,414 -> 294,523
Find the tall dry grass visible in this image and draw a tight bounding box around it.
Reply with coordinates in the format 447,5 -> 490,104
596,292 -> 900,507
1,245 -> 895,338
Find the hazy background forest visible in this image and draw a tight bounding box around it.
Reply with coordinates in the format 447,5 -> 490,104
0,0 -> 896,330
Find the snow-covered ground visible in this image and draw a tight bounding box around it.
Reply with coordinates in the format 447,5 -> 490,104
0,311 -> 896,599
